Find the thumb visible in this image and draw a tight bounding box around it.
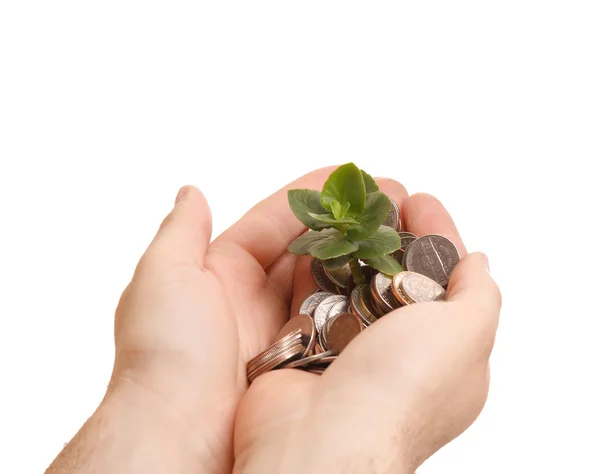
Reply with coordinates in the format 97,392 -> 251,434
142,185 -> 213,269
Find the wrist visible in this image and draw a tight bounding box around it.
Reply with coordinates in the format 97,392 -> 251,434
47,377 -> 230,474
103,377 -> 230,473
234,412 -> 415,474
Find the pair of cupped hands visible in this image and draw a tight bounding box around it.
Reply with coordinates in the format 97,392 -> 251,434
48,167 -> 501,474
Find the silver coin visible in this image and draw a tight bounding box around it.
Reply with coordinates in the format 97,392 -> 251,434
299,291 -> 335,318
324,263 -> 352,289
383,199 -> 401,231
372,273 -> 400,312
311,258 -> 339,293
400,272 -> 446,303
313,295 -> 347,334
403,234 -> 460,288
350,285 -> 376,327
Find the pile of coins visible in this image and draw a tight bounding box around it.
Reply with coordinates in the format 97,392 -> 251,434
247,207 -> 460,383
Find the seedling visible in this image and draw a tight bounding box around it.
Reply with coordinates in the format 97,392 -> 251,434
288,163 -> 403,285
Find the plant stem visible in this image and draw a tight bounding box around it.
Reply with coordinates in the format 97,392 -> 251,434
349,258 -> 366,286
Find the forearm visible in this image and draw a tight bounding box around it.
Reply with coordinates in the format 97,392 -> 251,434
45,382 -> 223,474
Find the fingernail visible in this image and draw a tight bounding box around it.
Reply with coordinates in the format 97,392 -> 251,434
175,186 -> 189,204
481,253 -> 490,273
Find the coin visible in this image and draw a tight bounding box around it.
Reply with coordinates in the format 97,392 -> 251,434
328,298 -> 350,321
391,271 -> 413,305
325,312 -> 363,355
318,325 -> 328,351
350,285 -> 377,327
247,341 -> 302,382
367,287 -> 390,317
400,272 -> 446,303
247,226 -> 464,382
305,367 -> 326,375
247,329 -> 302,369
312,355 -> 338,365
403,234 -> 460,288
299,291 -> 335,318
324,263 -> 352,289
321,298 -> 351,337
247,333 -> 302,376
371,273 -> 400,313
248,342 -> 305,382
283,350 -> 335,369
360,284 -> 378,320
275,314 -> 316,357
314,295 -> 347,334
392,231 -> 417,262
311,258 -> 340,293
383,199 -> 401,231
370,284 -> 391,315
247,338 -> 303,379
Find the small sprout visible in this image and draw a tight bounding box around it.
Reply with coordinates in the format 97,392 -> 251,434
288,163 -> 403,284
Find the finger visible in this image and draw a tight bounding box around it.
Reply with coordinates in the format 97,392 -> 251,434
266,252 -> 298,303
446,252 -> 501,358
401,193 -> 467,256
447,251 -> 501,323
374,177 -> 410,225
141,186 -> 212,269
211,166 -> 336,269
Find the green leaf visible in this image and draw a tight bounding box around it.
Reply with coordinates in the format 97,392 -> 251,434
308,212 -> 359,225
361,170 -> 379,193
362,256 -> 403,276
322,254 -> 353,270
288,228 -> 358,259
330,200 -> 343,219
347,192 -> 392,240
288,228 -> 339,255
320,163 -> 366,217
352,225 -> 402,258
288,189 -> 329,230
311,237 -> 359,260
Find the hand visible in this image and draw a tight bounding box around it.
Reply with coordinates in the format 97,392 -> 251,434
47,169 -> 500,474
233,187 -> 501,474
47,167 -> 342,474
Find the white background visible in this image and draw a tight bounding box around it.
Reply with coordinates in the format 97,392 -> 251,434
1,2 -> 599,473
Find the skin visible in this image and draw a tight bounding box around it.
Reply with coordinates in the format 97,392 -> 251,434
45,167 -> 501,474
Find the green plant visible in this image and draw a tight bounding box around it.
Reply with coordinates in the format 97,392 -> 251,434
288,163 -> 404,285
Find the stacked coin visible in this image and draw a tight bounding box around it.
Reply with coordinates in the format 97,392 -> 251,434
246,232 -> 460,383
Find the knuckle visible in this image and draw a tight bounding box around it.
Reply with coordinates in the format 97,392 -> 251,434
158,210 -> 175,232
474,316 -> 498,360
450,300 -> 498,359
